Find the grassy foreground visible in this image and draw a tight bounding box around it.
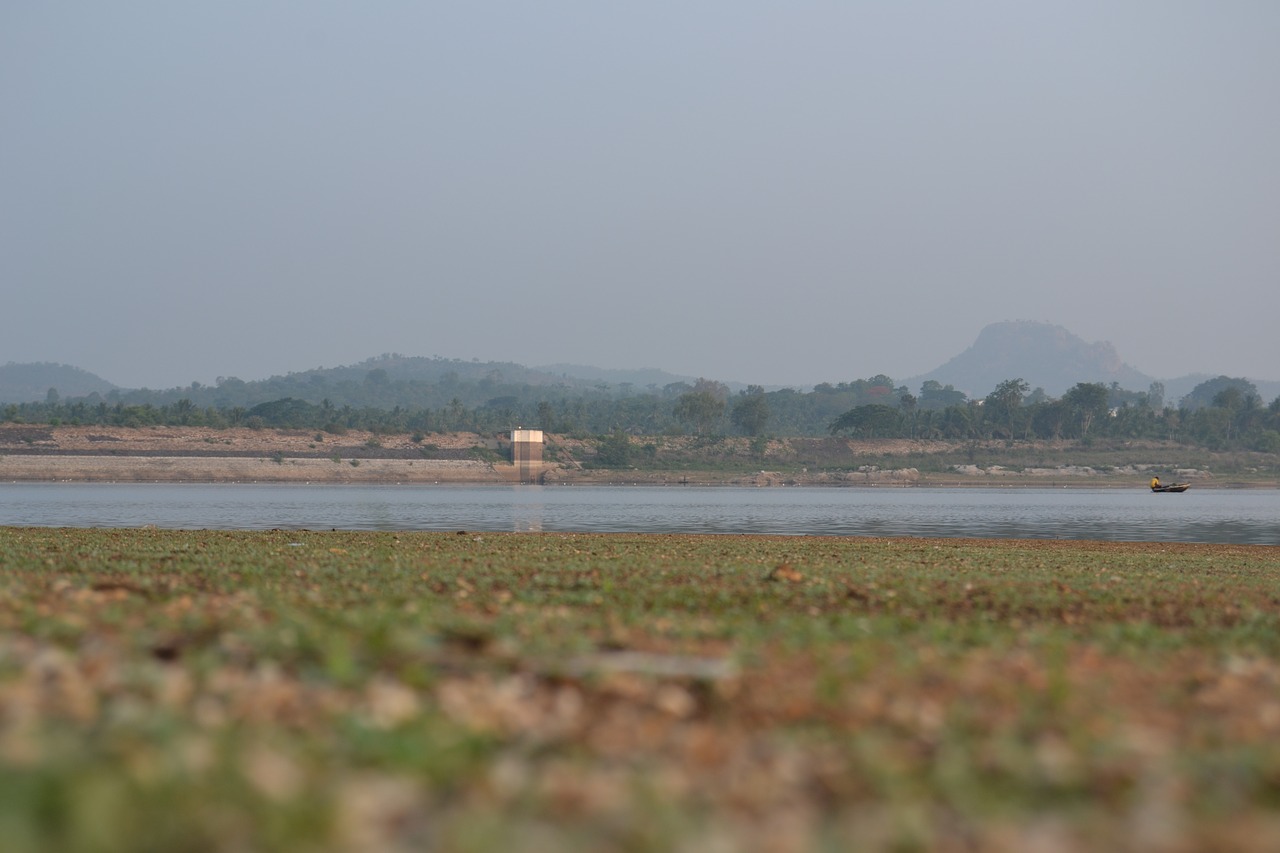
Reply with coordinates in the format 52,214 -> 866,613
2,529 -> 1279,852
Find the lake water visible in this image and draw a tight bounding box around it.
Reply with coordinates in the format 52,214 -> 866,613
1,483 -> 1277,544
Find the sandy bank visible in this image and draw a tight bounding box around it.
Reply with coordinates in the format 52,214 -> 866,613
0,454 -> 518,484
2,425 -> 1273,487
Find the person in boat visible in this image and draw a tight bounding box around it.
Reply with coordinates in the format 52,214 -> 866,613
1151,476 -> 1189,492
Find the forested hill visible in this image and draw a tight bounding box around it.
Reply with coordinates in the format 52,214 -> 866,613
140,356 -> 619,410
0,362 -> 116,403
4,344 -> 1278,448
9,322 -> 1277,410
0,355 -> 708,412
7,358 -> 1280,453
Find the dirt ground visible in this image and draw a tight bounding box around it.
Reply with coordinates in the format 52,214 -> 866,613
1,425 -> 1272,487
0,424 -> 486,456
0,425 -> 519,483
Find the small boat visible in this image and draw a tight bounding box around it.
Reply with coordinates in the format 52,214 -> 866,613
1150,482 -> 1190,493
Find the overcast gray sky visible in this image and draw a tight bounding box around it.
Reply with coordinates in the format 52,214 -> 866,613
3,2 -> 1277,390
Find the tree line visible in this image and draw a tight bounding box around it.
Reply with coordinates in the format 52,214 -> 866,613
7,374 -> 1279,454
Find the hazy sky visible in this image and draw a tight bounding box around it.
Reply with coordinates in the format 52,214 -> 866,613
4,2 -> 1278,390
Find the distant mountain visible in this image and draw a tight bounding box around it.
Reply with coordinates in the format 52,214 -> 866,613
8,343 -> 1275,411
902,322 -> 1155,398
0,362 -> 117,403
264,355 -> 587,389
536,363 -> 700,390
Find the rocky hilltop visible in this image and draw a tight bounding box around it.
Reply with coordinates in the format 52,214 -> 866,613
903,321 -> 1155,398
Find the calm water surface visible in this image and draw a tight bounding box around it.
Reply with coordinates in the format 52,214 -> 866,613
1,483 -> 1277,544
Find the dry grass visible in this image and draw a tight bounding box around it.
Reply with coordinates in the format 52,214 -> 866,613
2,529 -> 1280,851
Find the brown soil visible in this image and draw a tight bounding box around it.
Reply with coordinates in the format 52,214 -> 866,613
0,424 -> 486,457
2,425 -> 1274,488
0,425 -> 518,483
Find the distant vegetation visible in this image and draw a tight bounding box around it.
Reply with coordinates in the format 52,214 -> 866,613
4,353 -> 1279,455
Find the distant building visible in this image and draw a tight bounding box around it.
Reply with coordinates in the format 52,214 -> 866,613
511,429 -> 543,483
